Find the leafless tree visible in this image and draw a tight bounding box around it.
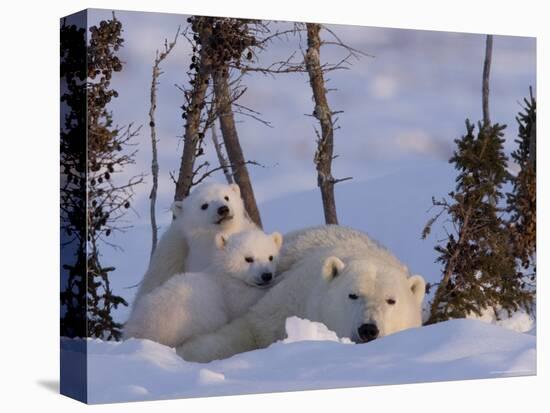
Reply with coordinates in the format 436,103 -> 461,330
213,68 -> 263,227
148,27 -> 179,257
174,19 -> 361,227
174,17 -> 265,215
305,23 -> 354,224
174,18 -> 215,201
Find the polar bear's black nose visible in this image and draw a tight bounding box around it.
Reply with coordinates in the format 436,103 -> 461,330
261,272 -> 273,282
358,323 -> 379,342
217,205 -> 230,216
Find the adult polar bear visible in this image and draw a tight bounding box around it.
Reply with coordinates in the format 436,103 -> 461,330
134,183 -> 256,302
176,225 -> 426,362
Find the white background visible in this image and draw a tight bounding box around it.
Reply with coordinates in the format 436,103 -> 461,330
0,0 -> 547,411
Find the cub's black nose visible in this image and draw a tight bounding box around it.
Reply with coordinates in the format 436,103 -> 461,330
217,205 -> 230,216
261,272 -> 273,282
358,323 -> 379,342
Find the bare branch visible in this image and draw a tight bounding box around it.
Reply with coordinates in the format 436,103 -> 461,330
321,25 -> 373,58
332,176 -> 353,184
148,26 -> 180,257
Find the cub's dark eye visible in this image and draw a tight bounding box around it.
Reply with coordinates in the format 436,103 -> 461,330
348,294 -> 358,300
201,203 -> 208,210
224,196 -> 229,201
269,255 -> 273,261
245,257 -> 254,263
386,298 -> 396,305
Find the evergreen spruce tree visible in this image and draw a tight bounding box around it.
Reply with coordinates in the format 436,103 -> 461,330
424,121 -> 533,324
507,88 -> 536,277
86,15 -> 142,340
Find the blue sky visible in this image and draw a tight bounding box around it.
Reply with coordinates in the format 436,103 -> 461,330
78,9 -> 535,319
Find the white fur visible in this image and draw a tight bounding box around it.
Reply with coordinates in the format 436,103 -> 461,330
176,225 -> 426,362
134,183 -> 257,303
124,229 -> 283,348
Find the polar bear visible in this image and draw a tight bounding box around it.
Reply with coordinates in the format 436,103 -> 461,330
176,225 -> 426,362
134,182 -> 257,302
124,229 -> 283,348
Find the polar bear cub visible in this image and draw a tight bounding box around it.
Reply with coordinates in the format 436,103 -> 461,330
124,229 -> 283,348
134,182 -> 257,302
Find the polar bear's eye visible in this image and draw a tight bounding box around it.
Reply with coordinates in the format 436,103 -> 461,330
269,255 -> 273,261
224,196 -> 229,201
386,298 -> 396,305
201,203 -> 209,210
245,257 -> 254,263
348,293 -> 358,300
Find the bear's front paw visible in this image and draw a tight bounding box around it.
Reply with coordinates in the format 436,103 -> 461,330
176,340 -> 213,363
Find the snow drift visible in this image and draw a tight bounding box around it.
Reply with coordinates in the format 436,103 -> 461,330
61,317 -> 536,404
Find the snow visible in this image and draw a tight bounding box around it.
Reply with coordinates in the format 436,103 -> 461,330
283,316 -> 352,344
65,317 -> 535,404
466,307 -> 535,333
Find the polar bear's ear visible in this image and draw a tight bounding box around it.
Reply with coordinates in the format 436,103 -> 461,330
322,256 -> 346,281
171,201 -> 184,218
214,233 -> 228,250
271,232 -> 283,249
409,275 -> 426,306
229,183 -> 241,196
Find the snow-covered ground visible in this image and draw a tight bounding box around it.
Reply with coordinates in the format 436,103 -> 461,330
66,161 -> 536,405
467,307 -> 535,333
61,317 -> 536,404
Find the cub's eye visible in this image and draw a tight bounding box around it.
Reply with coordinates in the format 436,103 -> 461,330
201,203 -> 209,210
269,255 -> 273,261
386,298 -> 396,305
245,257 -> 254,263
348,294 -> 358,300
224,196 -> 229,201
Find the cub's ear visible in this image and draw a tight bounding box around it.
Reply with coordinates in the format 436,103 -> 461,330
271,232 -> 283,249
229,183 -> 241,196
171,201 -> 184,218
409,275 -> 426,306
214,233 -> 228,250
322,256 -> 345,281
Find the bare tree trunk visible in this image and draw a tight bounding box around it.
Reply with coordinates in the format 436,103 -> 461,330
212,69 -> 263,228
305,23 -> 338,225
482,34 -> 493,127
149,29 -> 179,256
210,121 -> 233,184
174,24 -> 213,201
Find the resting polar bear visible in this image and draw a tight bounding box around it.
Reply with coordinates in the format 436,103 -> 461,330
124,229 -> 283,347
134,183 -> 256,302
176,225 -> 426,362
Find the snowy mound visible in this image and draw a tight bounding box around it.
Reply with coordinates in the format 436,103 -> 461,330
65,318 -> 535,404
283,316 -> 353,343
466,307 -> 535,333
